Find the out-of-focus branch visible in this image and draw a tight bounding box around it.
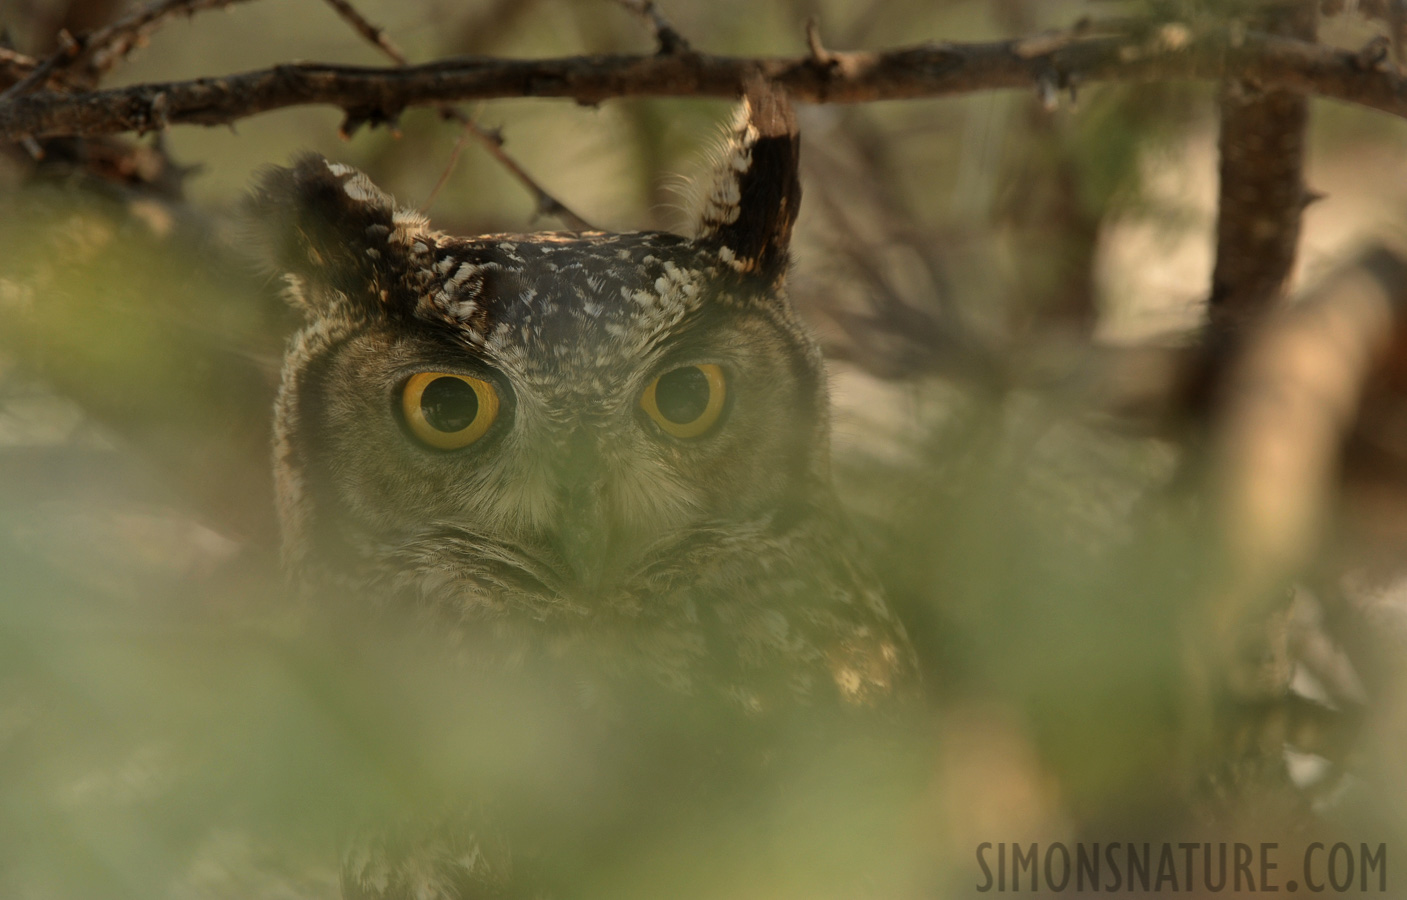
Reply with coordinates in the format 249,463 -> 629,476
0,0 -> 259,101
993,0 -> 1103,338
455,122 -> 592,228
0,49 -> 39,88
318,0 -> 591,229
9,27 -> 1407,141
1206,3 -> 1317,359
320,0 -> 405,62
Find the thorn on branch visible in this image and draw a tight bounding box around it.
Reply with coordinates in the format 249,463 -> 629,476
56,29 -> 81,56
478,124 -> 505,148
615,0 -> 692,55
1036,74 -> 1060,111
339,106 -> 402,139
1353,34 -> 1392,69
805,18 -> 837,68
0,48 -> 39,90
0,31 -> 85,103
140,91 -> 170,135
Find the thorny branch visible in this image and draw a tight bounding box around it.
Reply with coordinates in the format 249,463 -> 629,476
0,48 -> 39,85
1203,3 -> 1318,380
317,0 -> 592,229
6,23 -> 1407,142
0,0 -> 258,101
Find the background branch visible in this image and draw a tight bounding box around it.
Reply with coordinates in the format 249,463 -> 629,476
4,27 -> 1407,141
1208,3 -> 1318,351
318,0 -> 591,228
0,0 -> 257,101
0,48 -> 39,88
1186,2 -> 1321,419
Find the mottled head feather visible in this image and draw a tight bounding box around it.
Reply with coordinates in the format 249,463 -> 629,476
246,154 -> 438,319
695,80 -> 801,283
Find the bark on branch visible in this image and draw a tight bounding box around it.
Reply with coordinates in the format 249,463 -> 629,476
1208,5 -> 1317,339
4,27 -> 1407,141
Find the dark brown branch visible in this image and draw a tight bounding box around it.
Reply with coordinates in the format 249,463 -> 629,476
318,0 -> 591,230
1206,5 -> 1317,348
7,28 -> 1407,141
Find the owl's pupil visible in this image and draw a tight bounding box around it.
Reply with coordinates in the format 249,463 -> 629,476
655,366 -> 711,424
420,376 -> 479,432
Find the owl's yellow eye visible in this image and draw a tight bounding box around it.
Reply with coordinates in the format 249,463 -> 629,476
402,372 -> 500,450
640,364 -> 726,439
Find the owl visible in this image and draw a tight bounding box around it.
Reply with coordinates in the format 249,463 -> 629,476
250,84 -> 917,898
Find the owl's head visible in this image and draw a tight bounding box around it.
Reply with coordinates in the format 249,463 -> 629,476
254,86 -> 831,603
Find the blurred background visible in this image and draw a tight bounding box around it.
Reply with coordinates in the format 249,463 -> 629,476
3,0 -> 1407,897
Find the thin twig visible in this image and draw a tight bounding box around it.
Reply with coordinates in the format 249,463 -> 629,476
0,30 -> 80,103
11,28 -> 1407,140
421,121 -> 474,213
461,121 -> 593,228
318,0 -> 591,229
1,0 -> 258,102
613,0 -> 691,55
320,0 -> 406,63
0,47 -> 40,87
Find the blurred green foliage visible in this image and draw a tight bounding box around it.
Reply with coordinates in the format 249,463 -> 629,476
5,0 -> 1407,897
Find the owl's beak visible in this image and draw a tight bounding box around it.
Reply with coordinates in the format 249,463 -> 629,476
554,482 -> 612,593
549,431 -> 616,595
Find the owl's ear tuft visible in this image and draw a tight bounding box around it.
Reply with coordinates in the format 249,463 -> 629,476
695,79 -> 801,284
245,154 -> 430,319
